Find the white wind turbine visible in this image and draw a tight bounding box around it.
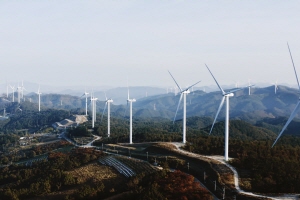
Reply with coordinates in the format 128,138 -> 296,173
248,79 -> 251,95
274,80 -> 278,94
101,93 -> 113,138
17,84 -> 22,103
81,90 -> 89,116
90,93 -> 98,128
206,64 -> 254,161
168,71 -> 201,144
21,80 -> 26,100
272,43 -> 300,147
124,88 -> 136,144
10,85 -> 15,102
235,81 -> 239,88
36,86 -> 42,112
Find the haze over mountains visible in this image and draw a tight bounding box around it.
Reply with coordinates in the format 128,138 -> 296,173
1,84 -> 299,124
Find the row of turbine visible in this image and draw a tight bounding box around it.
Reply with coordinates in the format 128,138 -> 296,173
89,44 -> 295,162
81,89 -> 133,141
5,82 -> 42,112
6,81 -> 26,104
8,44 -> 294,162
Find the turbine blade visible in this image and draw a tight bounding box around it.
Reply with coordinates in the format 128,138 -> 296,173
205,64 -> 225,94
173,93 -> 183,123
101,102 -> 107,122
168,71 -> 182,92
184,80 -> 201,92
272,100 -> 300,147
209,96 -> 225,134
287,43 -> 300,92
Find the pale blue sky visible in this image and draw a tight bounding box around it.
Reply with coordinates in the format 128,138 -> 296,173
1,1 -> 300,88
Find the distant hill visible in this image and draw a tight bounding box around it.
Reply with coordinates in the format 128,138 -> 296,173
1,85 -> 300,134
132,85 -> 300,122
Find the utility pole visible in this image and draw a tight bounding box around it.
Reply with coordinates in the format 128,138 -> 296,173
213,181 -> 216,191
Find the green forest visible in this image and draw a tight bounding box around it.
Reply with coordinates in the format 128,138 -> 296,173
0,146 -> 213,200
1,100 -> 300,197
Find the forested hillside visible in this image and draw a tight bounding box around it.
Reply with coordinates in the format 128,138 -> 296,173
1,85 -> 300,129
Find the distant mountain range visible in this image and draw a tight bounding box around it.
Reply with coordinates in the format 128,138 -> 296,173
0,85 -> 299,126
1,84 -> 300,138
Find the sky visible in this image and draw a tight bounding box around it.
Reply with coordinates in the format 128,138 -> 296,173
1,1 -> 300,90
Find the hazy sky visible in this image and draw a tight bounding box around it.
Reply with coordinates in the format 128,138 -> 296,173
1,1 -> 300,89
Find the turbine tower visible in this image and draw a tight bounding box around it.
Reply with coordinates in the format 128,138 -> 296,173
272,43 -> 300,147
124,88 -> 136,144
17,84 -> 21,103
21,80 -> 26,100
235,81 -> 239,88
81,90 -> 89,116
206,64 -> 253,161
36,86 -> 42,112
90,93 -> 98,128
248,79 -> 251,95
274,80 -> 278,94
10,85 -> 15,102
168,71 -> 201,144
101,93 -> 113,138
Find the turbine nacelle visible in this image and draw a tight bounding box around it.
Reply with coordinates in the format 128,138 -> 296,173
225,93 -> 234,97
182,90 -> 190,94
127,99 -> 136,102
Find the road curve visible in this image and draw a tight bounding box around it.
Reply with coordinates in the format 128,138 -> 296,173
171,142 -> 298,200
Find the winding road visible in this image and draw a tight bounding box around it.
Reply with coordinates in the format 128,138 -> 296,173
172,142 -> 298,200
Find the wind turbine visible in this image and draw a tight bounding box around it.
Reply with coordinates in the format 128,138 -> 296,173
235,81 -> 239,88
81,90 -> 89,116
10,85 -> 15,102
248,79 -> 251,95
272,43 -> 300,147
101,93 -> 113,138
21,80 -> 26,100
168,71 -> 201,144
36,86 -> 42,112
206,64 -> 253,161
90,93 -> 98,128
17,84 -> 22,103
124,88 -> 136,144
274,80 -> 278,94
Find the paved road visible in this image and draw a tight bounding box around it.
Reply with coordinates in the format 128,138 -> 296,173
172,142 -> 299,200
60,132 -> 101,148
